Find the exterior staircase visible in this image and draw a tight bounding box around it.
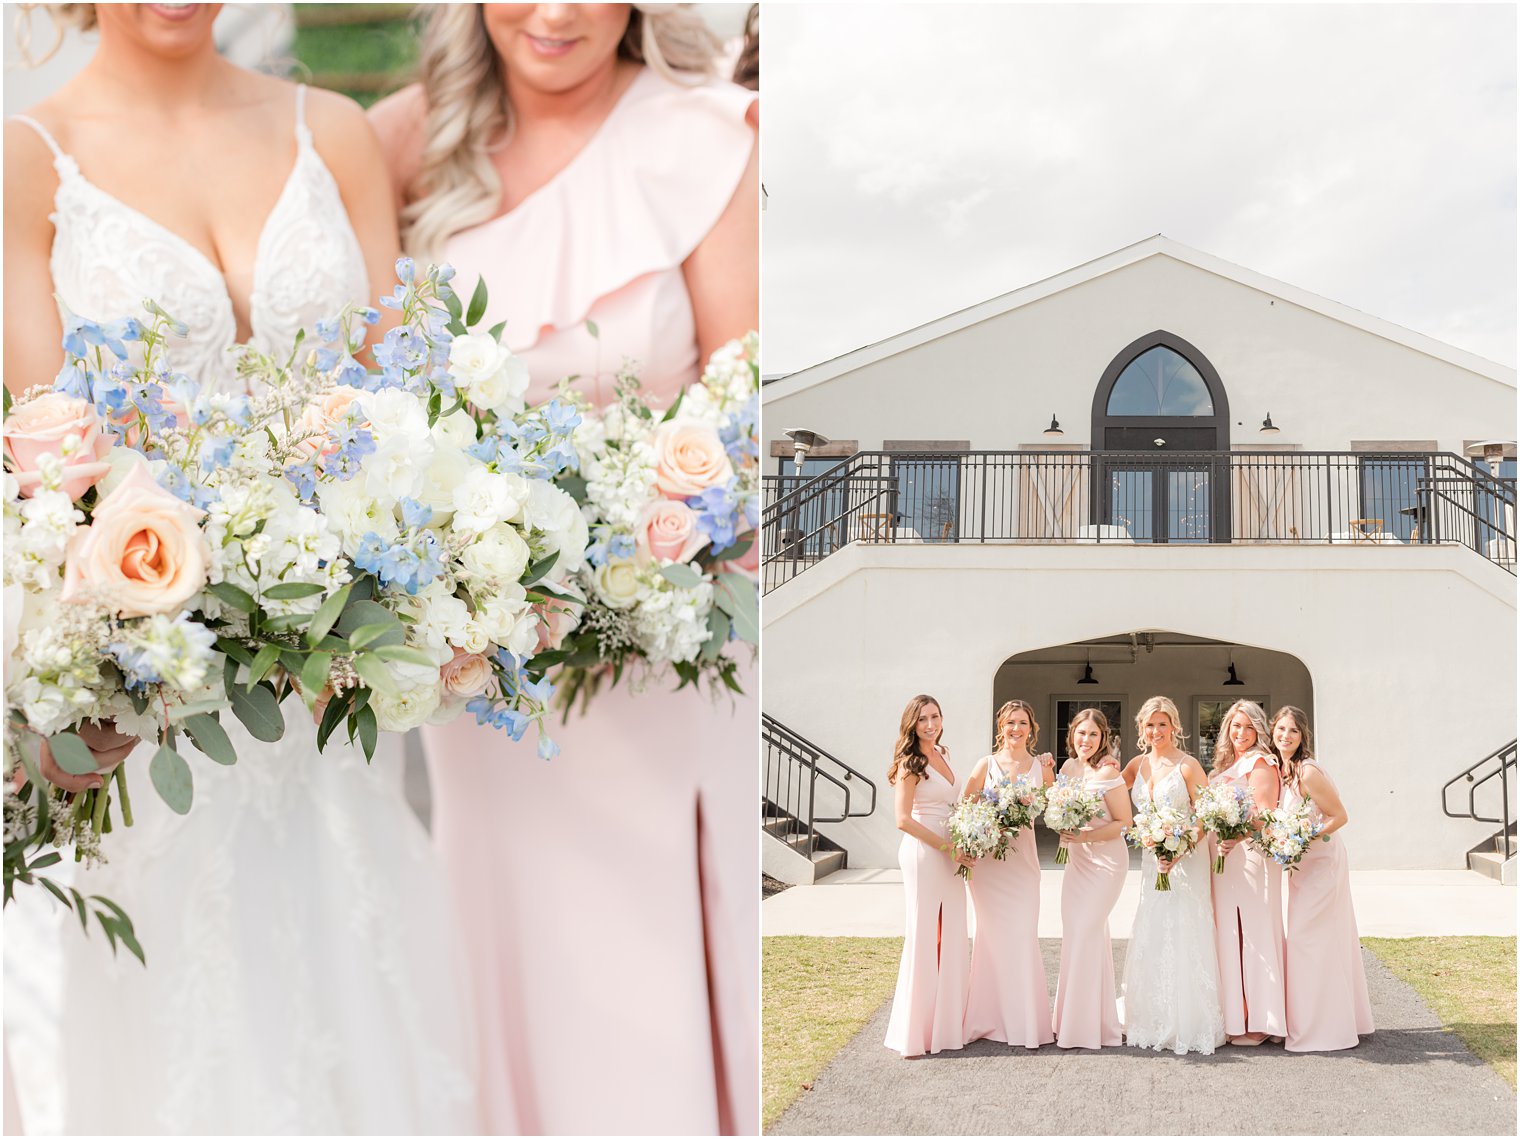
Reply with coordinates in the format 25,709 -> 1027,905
762,714 -> 877,885
1443,740 -> 1516,883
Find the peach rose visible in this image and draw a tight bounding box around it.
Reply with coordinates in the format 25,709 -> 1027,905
533,587 -> 585,653
635,498 -> 706,564
291,386 -> 368,463
653,421 -> 733,499
440,647 -> 493,699
60,461 -> 209,617
4,393 -> 114,500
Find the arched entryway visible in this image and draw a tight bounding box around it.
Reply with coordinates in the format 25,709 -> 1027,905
1090,331 -> 1232,543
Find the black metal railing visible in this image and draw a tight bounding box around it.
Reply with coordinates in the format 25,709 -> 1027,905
762,449 -> 1517,591
762,714 -> 877,861
1442,739 -> 1517,859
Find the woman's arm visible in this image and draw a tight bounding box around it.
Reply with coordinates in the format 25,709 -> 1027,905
1298,763 -> 1349,838
4,121 -> 66,396
960,756 -> 988,802
895,773 -> 971,866
1120,754 -> 1141,789
682,115 -> 758,361
1066,762 -> 1132,844
366,82 -> 428,218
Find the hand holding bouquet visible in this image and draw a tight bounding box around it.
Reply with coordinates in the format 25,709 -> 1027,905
1193,781 -> 1257,873
1125,801 -> 1198,891
1042,775 -> 1106,865
946,794 -> 1003,879
1250,799 -> 1326,872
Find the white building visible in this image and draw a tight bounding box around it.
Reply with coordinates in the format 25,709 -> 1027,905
761,237 -> 1516,879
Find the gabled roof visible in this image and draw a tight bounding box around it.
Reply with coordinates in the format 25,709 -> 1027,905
765,235 -> 1517,399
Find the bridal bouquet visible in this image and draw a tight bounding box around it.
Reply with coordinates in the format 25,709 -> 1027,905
1250,799 -> 1326,872
1125,801 -> 1198,891
1042,775 -> 1106,865
545,333 -> 760,713
1193,781 -> 1258,873
983,772 -> 1046,857
947,793 -> 1004,879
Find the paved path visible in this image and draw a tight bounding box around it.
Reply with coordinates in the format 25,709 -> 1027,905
763,868 -> 1516,937
769,942 -> 1516,1135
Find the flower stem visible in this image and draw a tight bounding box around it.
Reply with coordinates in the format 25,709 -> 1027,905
115,764 -> 133,828
90,781 -> 109,833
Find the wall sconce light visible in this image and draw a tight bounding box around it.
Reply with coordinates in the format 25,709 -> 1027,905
1224,652 -> 1245,686
1078,652 -> 1098,685
1043,415 -> 1064,438
1259,413 -> 1280,435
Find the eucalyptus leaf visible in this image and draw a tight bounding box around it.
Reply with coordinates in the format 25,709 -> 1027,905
336,601 -> 405,648
344,623 -> 395,652
148,744 -> 193,815
247,644 -> 282,689
215,637 -> 254,667
368,643 -> 438,668
262,581 -> 325,600
47,732 -> 98,777
466,277 -> 489,327
715,572 -> 759,644
356,704 -> 378,762
658,562 -> 703,590
702,609 -> 731,662
230,683 -> 285,742
487,320 -> 506,341
522,552 -> 560,588
305,583 -> 352,647
207,582 -> 256,613
300,652 -> 333,710
183,713 -> 236,766
351,654 -> 399,697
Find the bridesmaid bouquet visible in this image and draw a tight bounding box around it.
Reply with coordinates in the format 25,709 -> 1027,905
1124,802 -> 1198,891
984,773 -> 1047,856
947,794 -> 1004,879
1193,782 -> 1258,873
545,332 -> 760,713
1042,775 -> 1106,865
1249,799 -> 1326,872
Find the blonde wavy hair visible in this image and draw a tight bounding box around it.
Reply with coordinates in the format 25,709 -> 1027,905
992,699 -> 1039,754
14,3 -> 96,67
402,3 -> 723,261
1134,695 -> 1188,755
1210,699 -> 1274,775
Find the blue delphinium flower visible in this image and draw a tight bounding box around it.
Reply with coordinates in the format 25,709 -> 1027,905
199,435 -> 236,474
327,423 -> 376,482
537,732 -> 560,761
314,317 -> 341,344
286,459 -> 319,502
544,399 -> 581,437
399,496 -> 433,529
692,480 -> 744,552
334,354 -> 368,389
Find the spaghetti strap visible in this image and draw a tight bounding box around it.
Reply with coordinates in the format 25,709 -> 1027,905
10,114 -> 66,161
294,84 -> 312,145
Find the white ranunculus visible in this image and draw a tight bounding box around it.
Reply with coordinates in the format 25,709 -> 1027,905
359,435 -> 428,504
474,585 -> 530,644
521,480 -> 587,573
592,557 -> 644,610
432,409 -> 478,451
453,467 -> 524,535
469,356 -> 531,416
459,523 -> 531,587
362,388 -> 431,445
416,445 -> 478,522
372,678 -> 443,732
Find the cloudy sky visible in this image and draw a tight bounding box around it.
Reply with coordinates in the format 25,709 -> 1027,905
762,3 -> 1517,375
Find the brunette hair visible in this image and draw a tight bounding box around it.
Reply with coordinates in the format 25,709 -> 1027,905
993,699 -> 1039,753
732,5 -> 758,89
888,695 -> 943,785
403,3 -> 723,260
1210,699 -> 1275,775
1134,695 -> 1188,755
1269,705 -> 1315,788
1067,707 -> 1118,769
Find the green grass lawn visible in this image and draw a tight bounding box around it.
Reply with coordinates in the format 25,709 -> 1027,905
292,4 -> 419,107
764,936 -> 1518,1129
1364,936 -> 1516,1089
762,936 -> 902,1130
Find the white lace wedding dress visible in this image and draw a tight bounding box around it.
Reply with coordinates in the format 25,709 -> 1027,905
5,90 -> 477,1135
1120,763 -> 1227,1055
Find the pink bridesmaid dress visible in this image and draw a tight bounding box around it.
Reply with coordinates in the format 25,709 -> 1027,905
420,67 -> 759,1134
884,750 -> 970,1057
1281,766 -> 1374,1051
963,757 -> 1056,1048
1211,751 -> 1288,1038
1050,764 -> 1128,1049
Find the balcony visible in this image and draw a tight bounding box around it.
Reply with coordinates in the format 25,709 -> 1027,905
760,450 -> 1517,593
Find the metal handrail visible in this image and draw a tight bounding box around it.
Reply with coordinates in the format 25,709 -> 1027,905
1441,739 -> 1516,859
761,714 -> 878,861
761,449 -> 1517,592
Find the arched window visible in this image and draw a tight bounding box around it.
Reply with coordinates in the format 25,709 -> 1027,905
1105,346 -> 1215,416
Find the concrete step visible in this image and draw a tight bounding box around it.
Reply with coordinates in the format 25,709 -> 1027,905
1467,848 -> 1516,884
812,848 -> 847,879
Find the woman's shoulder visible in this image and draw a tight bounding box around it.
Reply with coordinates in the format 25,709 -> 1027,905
366,83 -> 427,167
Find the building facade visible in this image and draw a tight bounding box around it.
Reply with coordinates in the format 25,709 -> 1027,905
762,237 -> 1516,873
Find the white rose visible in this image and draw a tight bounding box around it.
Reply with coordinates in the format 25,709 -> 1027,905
372,679 -> 443,732
592,557 -> 644,610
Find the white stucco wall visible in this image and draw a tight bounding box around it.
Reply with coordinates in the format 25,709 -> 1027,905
764,543 -> 1515,871
765,250 -> 1514,458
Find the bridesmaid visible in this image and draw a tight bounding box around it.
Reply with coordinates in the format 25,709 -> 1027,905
884,695 -> 974,1058
1272,706 -> 1374,1051
1050,708 -> 1133,1049
1210,699 -> 1288,1045
962,700 -> 1056,1049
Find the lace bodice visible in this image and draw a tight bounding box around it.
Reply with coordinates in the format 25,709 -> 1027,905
14,87 -> 368,389
1133,762 -> 1191,814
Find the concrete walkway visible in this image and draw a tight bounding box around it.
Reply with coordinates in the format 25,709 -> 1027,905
763,868 -> 1517,937
769,942 -> 1517,1136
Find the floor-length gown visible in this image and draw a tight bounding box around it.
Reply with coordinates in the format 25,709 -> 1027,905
1122,764 -> 1227,1055
963,759 -> 1054,1048
1210,752 -> 1288,1038
1281,766 -> 1373,1051
884,755 -> 969,1057
1051,765 -> 1127,1049
419,67 -> 759,1134
6,91 -> 477,1135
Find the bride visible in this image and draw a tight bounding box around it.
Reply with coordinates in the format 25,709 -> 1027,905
4,5 -> 476,1132
1120,695 -> 1226,1055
